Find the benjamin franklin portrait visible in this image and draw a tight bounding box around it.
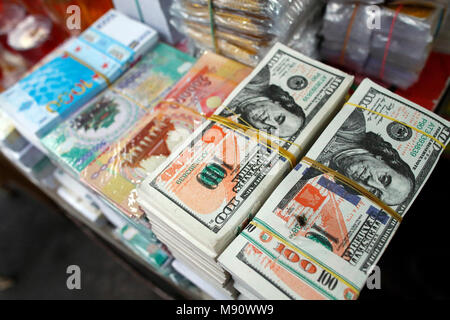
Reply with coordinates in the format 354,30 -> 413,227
222,66 -> 306,138
315,108 -> 416,206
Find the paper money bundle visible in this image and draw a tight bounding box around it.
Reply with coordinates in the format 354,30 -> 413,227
170,0 -> 324,66
41,43 -> 195,177
81,52 -> 251,221
0,9 -> 158,146
320,1 -> 442,89
218,78 -> 450,299
137,43 -> 353,292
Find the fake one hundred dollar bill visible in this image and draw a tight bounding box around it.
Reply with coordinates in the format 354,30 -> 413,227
137,43 -> 354,259
218,78 -> 450,299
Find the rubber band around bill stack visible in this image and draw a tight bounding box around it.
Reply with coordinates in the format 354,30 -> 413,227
301,156 -> 403,223
301,99 -> 448,224
158,100 -> 302,169
345,102 -> 446,149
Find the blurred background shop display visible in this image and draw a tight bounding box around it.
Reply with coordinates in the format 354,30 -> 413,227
0,0 -> 114,90
168,0 -> 449,100
2,0 -> 449,96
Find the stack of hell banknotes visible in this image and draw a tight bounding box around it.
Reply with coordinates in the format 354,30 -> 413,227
41,43 -> 196,178
137,43 -> 354,296
80,51 -> 252,225
218,78 -> 450,299
0,10 -> 158,147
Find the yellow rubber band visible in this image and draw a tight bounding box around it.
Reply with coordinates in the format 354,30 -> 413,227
221,104 -> 304,152
345,102 -> 446,149
158,100 -> 300,168
302,157 -> 403,223
209,114 -> 298,168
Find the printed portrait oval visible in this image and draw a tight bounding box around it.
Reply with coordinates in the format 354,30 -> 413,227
386,122 -> 413,142
287,76 -> 308,91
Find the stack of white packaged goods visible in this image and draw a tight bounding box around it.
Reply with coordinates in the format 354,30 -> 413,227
218,78 -> 450,299
364,2 -> 442,88
112,0 -> 184,44
320,1 -> 443,89
137,43 -> 354,296
287,1 -> 324,59
320,2 -> 375,72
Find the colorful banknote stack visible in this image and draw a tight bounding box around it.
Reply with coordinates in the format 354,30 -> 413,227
137,43 -> 353,294
218,78 -> 450,299
0,9 -> 158,146
41,43 -> 195,177
81,52 -> 251,223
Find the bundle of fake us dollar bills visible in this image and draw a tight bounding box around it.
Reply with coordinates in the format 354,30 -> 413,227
137,43 -> 354,295
218,78 -> 450,299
